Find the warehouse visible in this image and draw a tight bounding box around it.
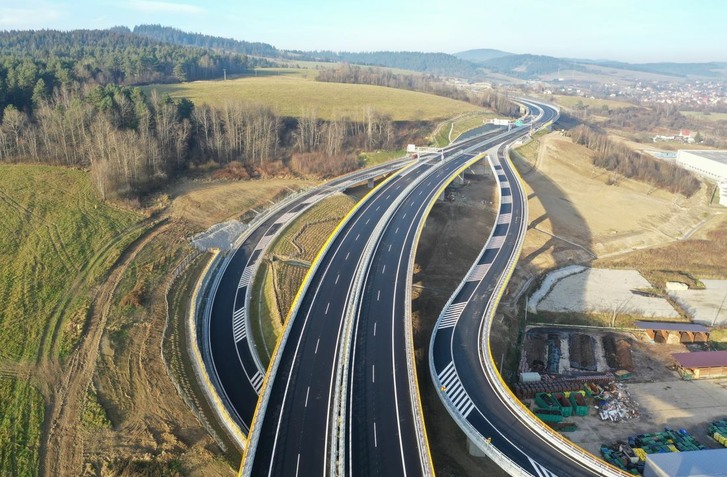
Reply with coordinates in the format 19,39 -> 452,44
676,150 -> 727,206
672,351 -> 727,380
644,448 -> 727,476
676,150 -> 727,182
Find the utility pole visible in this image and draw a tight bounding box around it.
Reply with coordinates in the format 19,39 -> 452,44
223,68 -> 227,81
712,290 -> 727,327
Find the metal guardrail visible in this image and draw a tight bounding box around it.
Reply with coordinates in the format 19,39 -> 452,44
473,143 -> 627,476
190,156 -> 414,448
240,158 -> 414,374
403,153 -> 491,475
190,249 -> 248,450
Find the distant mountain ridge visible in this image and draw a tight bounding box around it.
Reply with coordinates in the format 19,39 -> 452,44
301,50 -> 482,78
454,48 -> 513,63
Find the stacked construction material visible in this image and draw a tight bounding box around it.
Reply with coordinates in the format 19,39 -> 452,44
513,374 -> 613,399
708,419 -> 727,447
602,429 -> 706,474
596,382 -> 640,422
600,443 -> 642,474
630,428 -> 706,454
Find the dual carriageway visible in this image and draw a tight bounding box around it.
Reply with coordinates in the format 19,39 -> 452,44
197,100 -> 625,476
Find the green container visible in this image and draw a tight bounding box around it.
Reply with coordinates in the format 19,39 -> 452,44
535,409 -> 564,423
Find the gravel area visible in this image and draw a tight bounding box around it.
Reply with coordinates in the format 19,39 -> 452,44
670,280 -> 727,326
190,220 -> 249,252
535,268 -> 680,319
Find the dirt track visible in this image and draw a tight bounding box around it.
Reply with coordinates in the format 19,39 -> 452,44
39,220 -> 171,477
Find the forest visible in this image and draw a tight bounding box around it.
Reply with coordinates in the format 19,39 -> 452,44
130,25 -> 281,59
306,50 -> 482,79
0,81 -> 405,200
0,29 -> 410,199
0,29 -> 260,115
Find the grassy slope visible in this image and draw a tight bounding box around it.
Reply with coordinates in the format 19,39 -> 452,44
551,94 -> 634,110
145,70 -> 484,121
0,164 -> 142,477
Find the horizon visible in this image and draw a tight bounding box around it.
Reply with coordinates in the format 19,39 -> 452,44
1,0 -> 726,64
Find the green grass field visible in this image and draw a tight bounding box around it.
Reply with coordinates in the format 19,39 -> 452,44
0,164 -> 142,476
144,70 -> 484,121
681,110 -> 727,123
552,94 -> 634,111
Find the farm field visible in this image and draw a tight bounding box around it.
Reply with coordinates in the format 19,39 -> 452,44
681,110 -> 727,123
144,69 -> 484,121
550,94 -> 634,111
0,164 -> 143,477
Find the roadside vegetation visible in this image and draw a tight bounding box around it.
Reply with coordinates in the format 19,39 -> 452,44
570,124 -> 701,197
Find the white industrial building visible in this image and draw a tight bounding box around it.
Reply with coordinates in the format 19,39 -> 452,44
644,448 -> 727,476
676,150 -> 727,206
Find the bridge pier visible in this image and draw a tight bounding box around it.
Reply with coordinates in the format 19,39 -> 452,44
467,437 -> 487,457
368,178 -> 375,188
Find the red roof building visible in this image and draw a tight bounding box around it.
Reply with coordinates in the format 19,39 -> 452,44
672,351 -> 727,379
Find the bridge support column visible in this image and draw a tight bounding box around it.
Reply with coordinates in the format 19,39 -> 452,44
467,437 -> 487,457
368,178 -> 375,189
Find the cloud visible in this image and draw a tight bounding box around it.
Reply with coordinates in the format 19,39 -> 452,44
124,0 -> 205,14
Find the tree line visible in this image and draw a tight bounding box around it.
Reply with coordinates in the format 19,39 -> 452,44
130,25 -> 280,59
307,51 -> 482,79
316,64 -> 520,117
0,82 -> 407,199
570,124 -> 701,197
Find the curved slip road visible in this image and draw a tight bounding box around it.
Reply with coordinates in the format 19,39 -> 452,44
430,101 -> 626,476
204,159 -> 412,435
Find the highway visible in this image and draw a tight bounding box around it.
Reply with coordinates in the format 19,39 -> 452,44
204,159 -> 411,435
430,101 -> 624,476
346,132 -> 527,476
244,160 -> 435,476
241,123 -> 544,476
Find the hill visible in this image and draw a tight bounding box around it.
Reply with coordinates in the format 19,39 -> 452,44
589,60 -> 727,78
144,69 -> 484,121
302,50 -> 482,78
0,29 -> 258,114
131,24 -> 281,59
479,54 -> 584,79
455,48 -> 513,63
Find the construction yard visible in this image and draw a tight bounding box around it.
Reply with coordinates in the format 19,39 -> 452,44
518,326 -> 727,471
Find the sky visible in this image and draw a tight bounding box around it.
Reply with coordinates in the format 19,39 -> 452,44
1,0 -> 726,63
